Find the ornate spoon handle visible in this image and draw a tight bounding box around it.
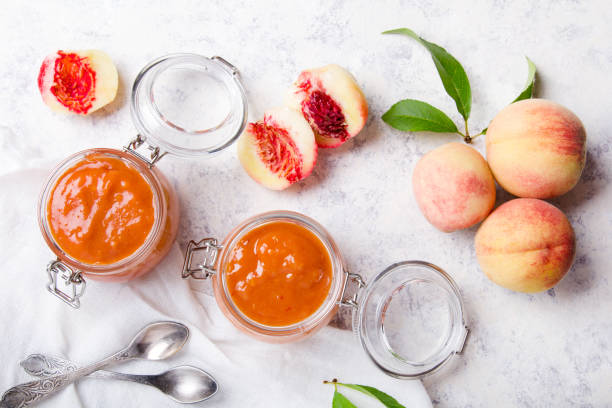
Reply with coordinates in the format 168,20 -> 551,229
20,354 -> 155,384
20,355 -> 78,377
1,351 -> 130,408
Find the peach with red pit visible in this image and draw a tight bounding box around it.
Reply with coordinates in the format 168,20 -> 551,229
237,107 -> 317,190
286,64 -> 368,148
38,49 -> 118,115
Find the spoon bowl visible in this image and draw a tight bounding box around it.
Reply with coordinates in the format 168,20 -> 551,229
127,321 -> 189,360
151,365 -> 218,403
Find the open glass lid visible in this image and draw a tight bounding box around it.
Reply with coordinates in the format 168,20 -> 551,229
353,261 -> 469,379
130,53 -> 248,158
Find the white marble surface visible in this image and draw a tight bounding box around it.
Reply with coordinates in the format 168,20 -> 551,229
1,0 -> 611,406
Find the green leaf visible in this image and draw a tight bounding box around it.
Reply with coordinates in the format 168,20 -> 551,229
337,383 -> 406,408
511,57 -> 536,103
332,391 -> 358,408
383,28 -> 472,120
382,99 -> 458,133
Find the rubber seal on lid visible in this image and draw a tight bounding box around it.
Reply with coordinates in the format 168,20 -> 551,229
354,261 -> 468,379
130,53 -> 248,158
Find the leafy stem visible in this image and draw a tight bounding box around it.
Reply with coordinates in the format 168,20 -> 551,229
462,118 -> 471,143
381,28 -> 537,143
456,119 -> 485,143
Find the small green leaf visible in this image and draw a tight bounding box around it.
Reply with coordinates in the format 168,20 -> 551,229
332,391 -> 358,408
479,58 -> 536,135
337,383 -> 406,408
383,28 -> 472,120
382,99 -> 458,133
511,57 -> 536,103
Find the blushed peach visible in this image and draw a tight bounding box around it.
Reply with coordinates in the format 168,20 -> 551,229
486,99 -> 586,198
412,142 -> 496,232
475,198 -> 576,293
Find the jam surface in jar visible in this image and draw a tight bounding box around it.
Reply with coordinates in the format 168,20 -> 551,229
225,221 -> 333,327
47,154 -> 155,265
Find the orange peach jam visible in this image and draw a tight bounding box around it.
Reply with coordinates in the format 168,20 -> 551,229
225,221 -> 333,327
47,154 -> 155,265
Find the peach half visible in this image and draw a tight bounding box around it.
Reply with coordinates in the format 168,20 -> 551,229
412,142 -> 496,232
237,107 -> 317,190
38,50 -> 118,115
486,99 -> 586,198
286,64 -> 368,148
475,198 -> 576,293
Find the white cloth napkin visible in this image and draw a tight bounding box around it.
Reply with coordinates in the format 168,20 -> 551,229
0,168 -> 431,408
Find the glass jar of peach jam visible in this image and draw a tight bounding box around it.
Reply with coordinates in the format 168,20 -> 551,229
183,211 -> 347,343
183,211 -> 469,378
38,53 -> 247,308
39,148 -> 178,303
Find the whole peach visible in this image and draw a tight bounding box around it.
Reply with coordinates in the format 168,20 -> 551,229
412,142 -> 496,232
475,198 -> 575,293
486,99 -> 586,198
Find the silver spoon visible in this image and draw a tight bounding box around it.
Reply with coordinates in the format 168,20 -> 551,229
20,354 -> 218,404
1,321 -> 189,408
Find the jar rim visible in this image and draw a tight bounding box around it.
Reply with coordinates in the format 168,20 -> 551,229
354,261 -> 468,379
213,211 -> 346,338
38,148 -> 166,275
130,53 -> 248,158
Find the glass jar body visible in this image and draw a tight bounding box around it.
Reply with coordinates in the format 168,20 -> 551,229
210,211 -> 346,343
38,148 -> 179,282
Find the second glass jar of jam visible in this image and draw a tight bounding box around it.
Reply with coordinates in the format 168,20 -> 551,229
183,211 -> 348,343
184,210 -> 469,378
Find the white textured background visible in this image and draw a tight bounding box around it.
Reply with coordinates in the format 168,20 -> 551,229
1,0 -> 611,406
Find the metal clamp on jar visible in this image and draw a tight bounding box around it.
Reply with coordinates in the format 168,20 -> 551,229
38,54 -> 248,308
182,210 -> 469,379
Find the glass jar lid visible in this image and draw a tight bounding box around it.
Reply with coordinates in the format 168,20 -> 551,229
130,53 -> 248,158
354,261 -> 468,379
